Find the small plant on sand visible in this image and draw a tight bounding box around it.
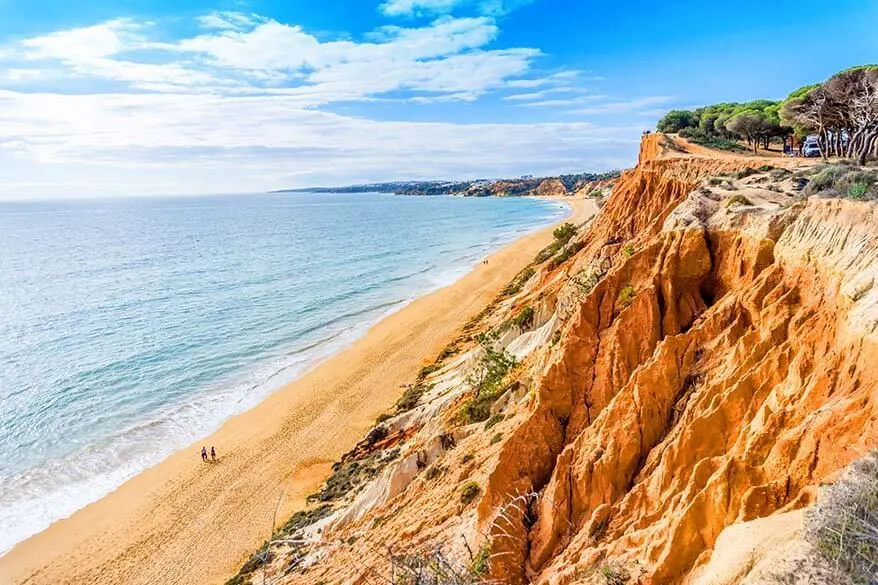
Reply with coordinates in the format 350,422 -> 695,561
396,383 -> 430,412
726,194 -> 753,207
617,285 -> 635,310
484,414 -> 504,431
736,167 -> 759,179
424,464 -> 445,481
708,177 -> 723,186
600,562 -> 631,585
460,481 -> 482,505
570,268 -> 606,298
502,265 -> 536,296
623,244 -> 635,258
461,453 -> 475,464
416,365 -> 440,384
376,412 -> 393,424
489,432 -> 503,445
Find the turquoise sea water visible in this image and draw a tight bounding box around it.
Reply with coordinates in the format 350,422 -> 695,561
0,192 -> 566,554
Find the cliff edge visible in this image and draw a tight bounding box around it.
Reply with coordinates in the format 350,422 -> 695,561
229,135 -> 878,585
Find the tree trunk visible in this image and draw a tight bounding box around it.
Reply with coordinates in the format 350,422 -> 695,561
847,129 -> 864,159
860,131 -> 878,166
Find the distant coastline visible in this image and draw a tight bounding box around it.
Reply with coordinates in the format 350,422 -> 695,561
272,170 -> 621,197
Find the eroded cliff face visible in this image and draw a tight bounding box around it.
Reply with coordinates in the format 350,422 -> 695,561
241,135 -> 878,585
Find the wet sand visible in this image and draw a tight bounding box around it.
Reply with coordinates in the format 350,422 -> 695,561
0,197 -> 598,585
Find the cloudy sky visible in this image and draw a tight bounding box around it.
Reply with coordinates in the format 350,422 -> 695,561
0,0 -> 875,199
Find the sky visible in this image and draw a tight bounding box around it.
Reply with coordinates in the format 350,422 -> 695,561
0,0 -> 875,199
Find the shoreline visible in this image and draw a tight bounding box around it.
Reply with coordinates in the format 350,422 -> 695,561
0,196 -> 597,585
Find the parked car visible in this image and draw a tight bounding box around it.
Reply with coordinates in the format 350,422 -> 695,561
803,142 -> 822,157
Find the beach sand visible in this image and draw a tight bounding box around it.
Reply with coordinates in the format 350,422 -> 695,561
0,197 -> 598,585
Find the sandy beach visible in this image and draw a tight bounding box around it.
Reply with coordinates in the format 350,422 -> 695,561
0,196 -> 597,585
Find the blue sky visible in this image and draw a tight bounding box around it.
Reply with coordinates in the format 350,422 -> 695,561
0,0 -> 875,198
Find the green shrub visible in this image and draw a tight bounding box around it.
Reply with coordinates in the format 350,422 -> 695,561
460,481 -> 482,505
484,414 -> 504,431
469,542 -> 492,577
534,240 -> 562,264
376,412 -> 393,424
424,464 -> 445,481
502,265 -> 535,296
396,383 -> 429,412
617,285 -> 635,310
736,167 -> 759,179
757,164 -> 775,172
512,306 -> 535,328
417,363 -> 440,382
489,433 -> 503,445
708,177 -> 723,186
461,453 -> 475,464
437,342 -> 460,361
552,222 -> 577,243
536,223 -> 578,264
459,335 -> 518,424
549,241 -> 585,268
805,166 -> 878,200
678,127 -> 744,151
849,182 -> 868,199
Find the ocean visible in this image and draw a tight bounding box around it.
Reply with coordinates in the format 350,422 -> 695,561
0,191 -> 566,554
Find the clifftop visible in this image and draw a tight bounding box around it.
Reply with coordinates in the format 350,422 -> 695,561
230,135 -> 878,585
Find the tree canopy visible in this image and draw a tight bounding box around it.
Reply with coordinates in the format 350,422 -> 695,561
656,100 -> 789,153
656,64 -> 878,163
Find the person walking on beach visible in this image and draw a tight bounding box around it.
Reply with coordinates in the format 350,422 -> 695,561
201,446 -> 208,462
210,446 -> 217,462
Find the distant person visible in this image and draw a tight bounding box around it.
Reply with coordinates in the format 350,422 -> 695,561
211,446 -> 217,462
201,446 -> 208,462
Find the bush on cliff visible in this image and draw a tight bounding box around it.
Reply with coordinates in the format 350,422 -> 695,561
460,481 -> 482,505
553,222 -> 577,243
512,306 -> 535,329
805,165 -> 878,200
535,223 -> 578,264
502,265 -> 536,296
804,451 -> 878,584
459,334 -> 518,424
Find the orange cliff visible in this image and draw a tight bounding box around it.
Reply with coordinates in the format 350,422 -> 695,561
233,134 -> 878,585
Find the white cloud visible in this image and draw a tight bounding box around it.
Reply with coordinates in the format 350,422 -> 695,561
0,90 -> 640,199
4,14 -> 541,102
197,11 -> 264,31
503,87 -> 591,101
0,11 -> 646,199
379,0 -> 536,17
381,0 -> 464,16
20,19 -> 138,61
565,96 -> 674,115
